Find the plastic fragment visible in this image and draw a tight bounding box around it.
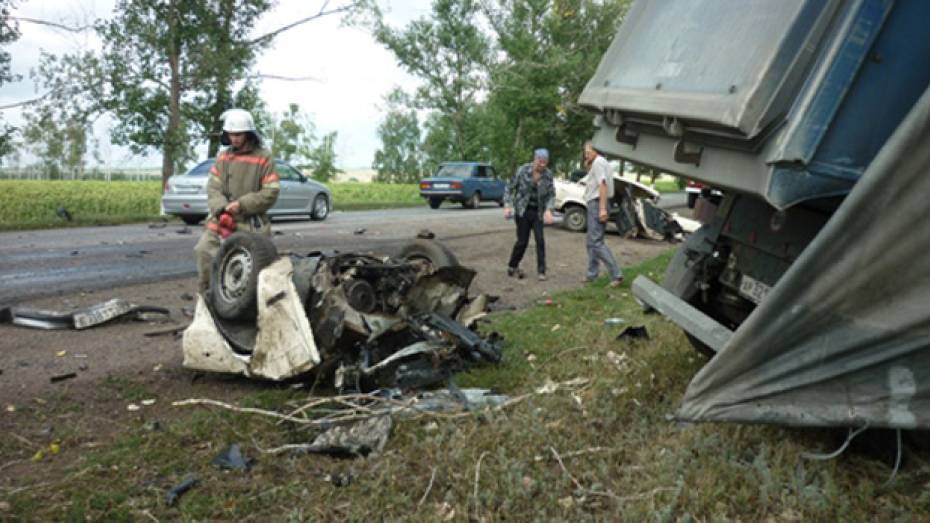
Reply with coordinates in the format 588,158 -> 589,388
212,444 -> 253,471
165,476 -> 198,506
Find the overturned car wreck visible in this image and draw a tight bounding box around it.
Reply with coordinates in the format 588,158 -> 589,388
183,233 -> 502,390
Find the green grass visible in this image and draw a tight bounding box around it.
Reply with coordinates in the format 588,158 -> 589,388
0,180 -> 424,231
5,252 -> 930,520
0,180 -> 163,230
329,182 -> 421,211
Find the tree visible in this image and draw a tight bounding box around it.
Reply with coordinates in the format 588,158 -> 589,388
307,131 -> 339,182
96,0 -> 274,182
373,88 -> 423,183
371,0 -> 629,178
269,103 -> 315,163
372,0 -> 490,166
481,0 -> 630,177
21,104 -> 88,179
0,0 -> 21,163
29,1 -> 361,184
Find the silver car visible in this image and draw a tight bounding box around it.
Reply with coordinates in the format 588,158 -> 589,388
161,159 -> 332,225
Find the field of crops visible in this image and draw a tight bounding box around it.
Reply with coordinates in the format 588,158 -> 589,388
0,180 -> 423,230
0,180 -> 163,230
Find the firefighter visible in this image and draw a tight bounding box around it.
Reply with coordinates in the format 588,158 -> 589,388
193,108 -> 280,293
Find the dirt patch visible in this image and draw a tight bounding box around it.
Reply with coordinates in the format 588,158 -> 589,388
0,226 -> 672,401
0,226 -> 675,493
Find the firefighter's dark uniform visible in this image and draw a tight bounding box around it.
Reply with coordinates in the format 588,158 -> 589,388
193,141 -> 280,292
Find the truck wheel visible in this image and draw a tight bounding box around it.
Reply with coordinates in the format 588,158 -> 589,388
563,205 -> 587,232
210,232 -> 278,321
463,192 -> 480,209
397,239 -> 459,269
428,197 -> 442,209
687,193 -> 697,209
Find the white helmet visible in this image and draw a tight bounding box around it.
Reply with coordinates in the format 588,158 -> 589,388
221,108 -> 256,133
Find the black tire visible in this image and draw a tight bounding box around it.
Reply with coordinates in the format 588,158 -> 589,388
210,232 -> 279,321
463,192 -> 480,209
428,197 -> 442,209
563,205 -> 587,232
497,199 -> 505,207
687,193 -> 697,209
397,239 -> 459,269
311,194 -> 329,221
181,214 -> 205,225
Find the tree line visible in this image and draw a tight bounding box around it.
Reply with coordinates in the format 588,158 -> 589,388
0,0 -> 354,183
1,0 -> 634,184
370,0 -> 631,183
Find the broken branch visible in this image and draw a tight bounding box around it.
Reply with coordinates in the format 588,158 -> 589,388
418,467 -> 437,508
249,2 -> 359,44
534,446 -> 618,462
473,451 -> 489,518
10,16 -> 93,32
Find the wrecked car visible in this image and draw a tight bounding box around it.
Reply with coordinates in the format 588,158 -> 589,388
182,232 -> 502,390
553,173 -> 697,240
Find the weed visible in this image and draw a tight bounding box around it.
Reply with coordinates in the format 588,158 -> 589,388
4,253 -> 930,520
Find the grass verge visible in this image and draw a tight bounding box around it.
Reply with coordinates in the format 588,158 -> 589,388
3,252 -> 929,520
0,180 -> 424,231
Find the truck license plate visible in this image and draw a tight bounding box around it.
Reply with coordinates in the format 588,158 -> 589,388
739,274 -> 771,305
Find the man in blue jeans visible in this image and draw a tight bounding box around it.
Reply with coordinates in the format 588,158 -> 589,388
582,141 -> 624,287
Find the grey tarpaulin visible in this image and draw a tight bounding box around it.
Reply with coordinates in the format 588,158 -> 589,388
678,87 -> 930,429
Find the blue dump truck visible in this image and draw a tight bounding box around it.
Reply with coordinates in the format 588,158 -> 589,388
580,1 -> 930,430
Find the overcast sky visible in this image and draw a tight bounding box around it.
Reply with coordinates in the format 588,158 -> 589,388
3,0 -> 431,170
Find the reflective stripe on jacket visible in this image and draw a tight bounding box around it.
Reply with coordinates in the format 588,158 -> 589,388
205,145 -> 280,234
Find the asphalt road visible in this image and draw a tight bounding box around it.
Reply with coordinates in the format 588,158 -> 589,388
0,192 -> 687,304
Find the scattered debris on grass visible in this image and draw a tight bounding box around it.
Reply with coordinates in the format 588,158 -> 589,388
616,325 -> 649,341
165,476 -> 198,506
212,444 -> 253,471
174,378 -> 587,463
49,372 -> 77,384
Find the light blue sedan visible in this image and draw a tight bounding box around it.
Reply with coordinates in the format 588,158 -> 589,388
161,158 -> 332,225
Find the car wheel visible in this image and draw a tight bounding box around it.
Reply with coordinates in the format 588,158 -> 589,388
397,239 -> 459,269
311,194 -> 329,221
463,192 -> 480,209
209,232 -> 278,321
498,199 -> 505,207
428,197 -> 442,209
687,193 -> 697,209
563,205 -> 587,232
181,215 -> 205,225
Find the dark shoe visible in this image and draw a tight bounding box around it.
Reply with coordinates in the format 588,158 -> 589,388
507,267 -> 516,277
609,277 -> 625,288
515,268 -> 525,279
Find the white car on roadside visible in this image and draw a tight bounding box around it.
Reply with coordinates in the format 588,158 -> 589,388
553,173 -> 660,232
